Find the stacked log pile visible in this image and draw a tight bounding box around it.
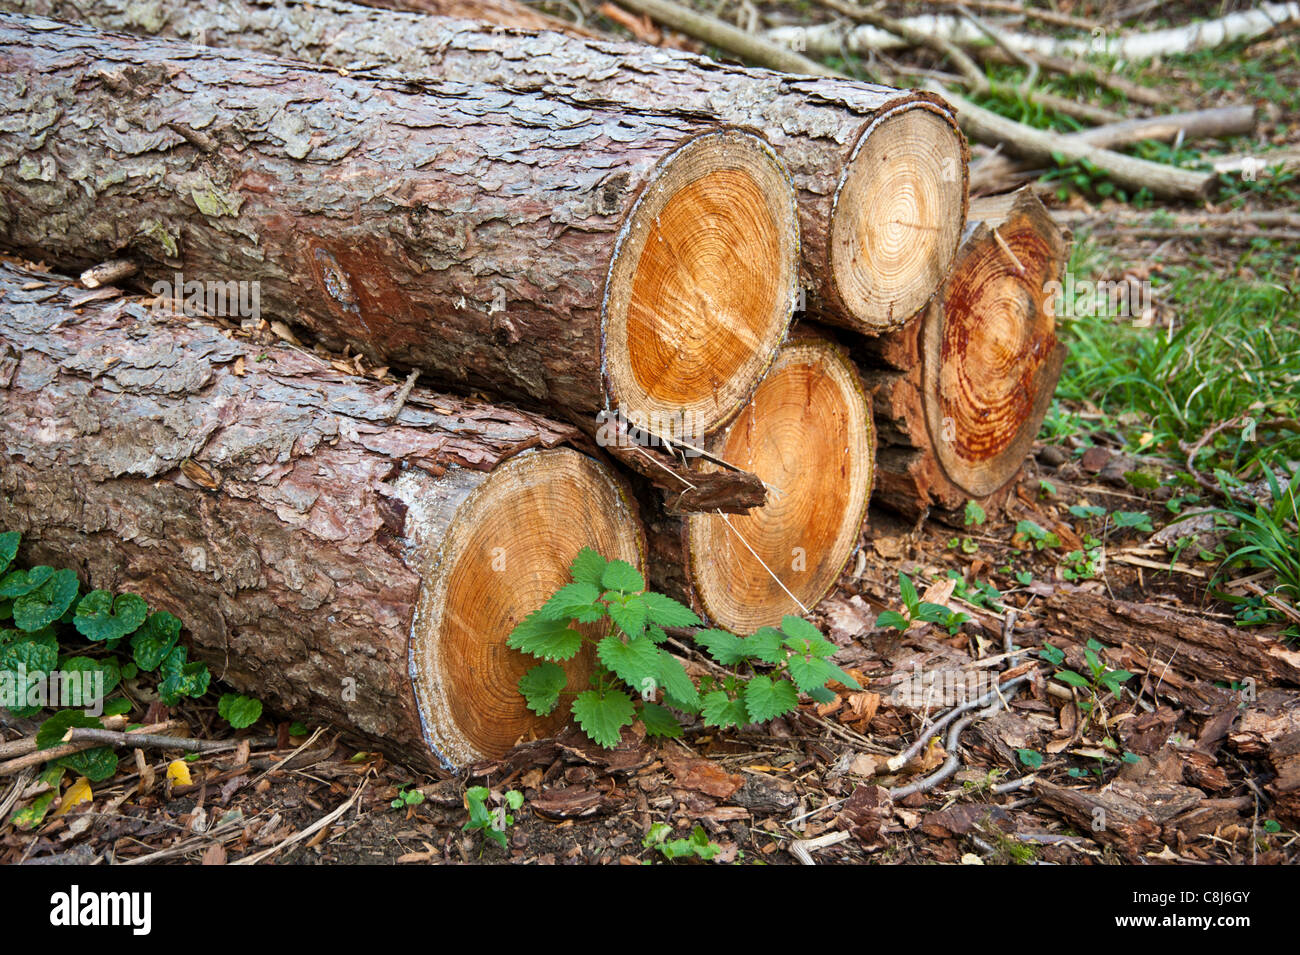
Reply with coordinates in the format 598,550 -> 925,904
0,7 -> 1069,768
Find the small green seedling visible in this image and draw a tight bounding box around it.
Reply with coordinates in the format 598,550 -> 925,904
1015,520 -> 1060,551
875,573 -> 969,636
462,786 -> 524,850
391,786 -> 426,811
642,822 -> 722,862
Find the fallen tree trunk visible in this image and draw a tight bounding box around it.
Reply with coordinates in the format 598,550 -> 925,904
0,13 -> 798,446
6,0 -> 969,334
0,264 -> 645,770
932,87 -> 1216,202
766,3 -> 1300,61
648,330 -> 875,633
855,189 -> 1068,518
1043,589 -> 1300,688
969,106 -> 1257,195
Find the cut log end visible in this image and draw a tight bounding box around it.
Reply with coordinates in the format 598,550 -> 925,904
408,448 -> 643,768
923,190 -> 1069,498
604,128 -> 798,436
686,336 -> 874,633
831,104 -> 968,332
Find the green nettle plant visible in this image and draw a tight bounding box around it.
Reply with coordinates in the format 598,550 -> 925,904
0,531 -> 215,789
507,548 -> 860,749
874,572 -> 970,636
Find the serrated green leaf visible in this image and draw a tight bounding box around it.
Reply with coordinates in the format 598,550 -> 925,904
806,685 -> 836,704
645,625 -> 668,644
700,690 -> 749,730
36,709 -> 103,749
571,689 -> 635,749
642,591 -> 701,628
130,611 -> 182,672
655,650 -> 700,711
786,654 -> 837,693
536,582 -> 601,622
518,662 -> 567,716
569,547 -> 608,588
693,628 -> 746,665
637,701 -> 683,738
743,676 -> 799,723
13,568 -> 78,632
780,615 -> 823,645
608,595 -> 647,638
102,697 -> 131,717
745,627 -> 787,664
505,612 -> 585,661
0,531 -> 17,576
597,634 -> 660,690
601,560 -> 644,594
74,590 -> 148,642
218,693 -> 263,729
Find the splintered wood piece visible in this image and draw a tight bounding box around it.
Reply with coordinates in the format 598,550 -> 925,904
6,0 -> 967,334
859,188 -> 1069,517
0,14 -> 797,437
654,333 -> 875,633
0,264 -> 644,770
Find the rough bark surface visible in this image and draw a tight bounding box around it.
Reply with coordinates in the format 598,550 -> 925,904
0,14 -> 754,422
1043,589 -> 1300,688
354,0 -> 597,35
2,0 -> 966,329
0,263 -> 601,768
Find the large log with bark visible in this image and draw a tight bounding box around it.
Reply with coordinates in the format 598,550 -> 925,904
855,189 -> 1068,518
0,263 -> 645,769
0,14 -> 799,450
1043,589 -> 1300,688
648,331 -> 875,632
4,0 -> 969,334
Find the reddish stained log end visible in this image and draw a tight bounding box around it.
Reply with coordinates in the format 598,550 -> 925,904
923,189 -> 1070,499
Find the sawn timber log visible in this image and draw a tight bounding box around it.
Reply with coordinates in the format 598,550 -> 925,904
0,0 -> 969,333
0,263 -> 645,770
